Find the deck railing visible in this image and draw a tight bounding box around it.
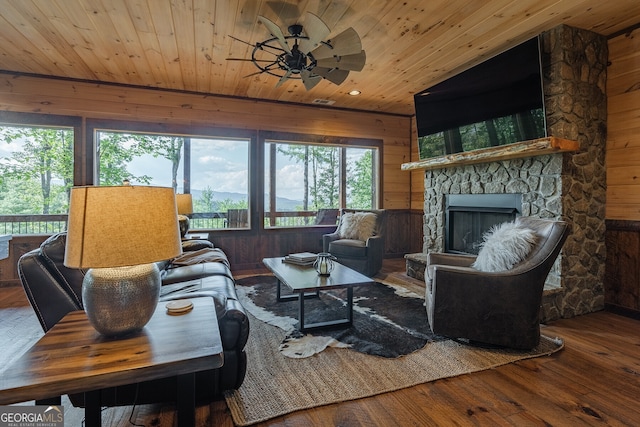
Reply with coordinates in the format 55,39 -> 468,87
0,210 -> 337,234
0,215 -> 69,235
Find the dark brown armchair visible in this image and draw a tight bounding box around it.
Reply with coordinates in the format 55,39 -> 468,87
323,209 -> 386,277
425,216 -> 570,349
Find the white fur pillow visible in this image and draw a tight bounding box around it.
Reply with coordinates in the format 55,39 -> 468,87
338,212 -> 377,241
472,221 -> 538,272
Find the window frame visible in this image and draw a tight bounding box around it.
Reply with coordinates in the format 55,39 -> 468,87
0,112 -> 384,235
259,130 -> 383,229
0,112 -> 83,235
87,119 -> 257,231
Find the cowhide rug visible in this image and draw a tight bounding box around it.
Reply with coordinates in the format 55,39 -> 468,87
235,276 -> 445,359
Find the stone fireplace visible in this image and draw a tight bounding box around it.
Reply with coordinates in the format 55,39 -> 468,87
416,25 -> 608,322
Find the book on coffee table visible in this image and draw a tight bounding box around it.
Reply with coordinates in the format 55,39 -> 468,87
283,252 -> 317,266
288,252 -> 317,261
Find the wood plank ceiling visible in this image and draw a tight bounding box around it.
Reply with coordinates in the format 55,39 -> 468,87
0,0 -> 639,116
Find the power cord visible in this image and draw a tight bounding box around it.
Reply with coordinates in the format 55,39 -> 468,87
127,383 -> 145,427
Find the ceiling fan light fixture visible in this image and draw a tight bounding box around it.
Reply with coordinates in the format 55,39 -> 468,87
288,24 -> 303,36
228,13 -> 365,91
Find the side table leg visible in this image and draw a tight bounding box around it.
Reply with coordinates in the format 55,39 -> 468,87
84,390 -> 101,427
36,396 -> 61,405
177,373 -> 196,427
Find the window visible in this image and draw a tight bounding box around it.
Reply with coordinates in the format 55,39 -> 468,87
346,148 -> 376,209
0,114 -> 380,235
95,130 -> 250,230
0,124 -> 74,234
264,139 -> 379,228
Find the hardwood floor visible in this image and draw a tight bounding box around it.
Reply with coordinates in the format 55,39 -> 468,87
2,259 -> 640,426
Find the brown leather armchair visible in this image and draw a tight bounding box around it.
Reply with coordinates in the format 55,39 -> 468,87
425,216 -> 570,349
323,209 -> 386,277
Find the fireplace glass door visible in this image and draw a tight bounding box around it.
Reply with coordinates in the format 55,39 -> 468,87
445,194 -> 522,255
448,209 -> 518,254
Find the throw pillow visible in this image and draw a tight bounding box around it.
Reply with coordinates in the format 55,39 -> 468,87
338,212 -> 377,241
472,221 -> 538,272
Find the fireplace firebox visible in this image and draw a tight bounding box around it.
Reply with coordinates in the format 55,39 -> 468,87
445,194 -> 522,255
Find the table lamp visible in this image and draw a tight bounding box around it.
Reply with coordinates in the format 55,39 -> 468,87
176,193 -> 193,237
64,185 -> 182,336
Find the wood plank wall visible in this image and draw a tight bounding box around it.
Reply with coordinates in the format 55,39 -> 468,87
607,28 -> 640,220
0,72 -> 420,284
409,117 -> 425,212
604,28 -> 640,315
407,117 -> 425,253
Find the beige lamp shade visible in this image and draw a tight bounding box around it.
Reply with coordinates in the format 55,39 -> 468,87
176,193 -> 194,215
64,185 -> 182,269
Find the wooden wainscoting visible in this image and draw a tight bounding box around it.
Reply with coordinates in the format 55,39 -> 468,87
218,209 -> 423,271
605,219 -> 640,317
0,235 -> 49,287
0,210 -> 423,285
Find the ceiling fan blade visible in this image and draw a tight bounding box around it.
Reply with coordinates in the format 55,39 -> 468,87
316,50 -> 366,71
275,70 -> 292,88
313,67 -> 350,85
226,58 -> 277,63
301,69 -> 322,90
298,13 -> 330,54
258,15 -> 291,53
243,70 -> 267,78
266,1 -> 300,26
312,28 -> 362,59
228,35 -> 257,47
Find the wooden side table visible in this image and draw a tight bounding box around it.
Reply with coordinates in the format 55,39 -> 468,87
0,297 -> 223,426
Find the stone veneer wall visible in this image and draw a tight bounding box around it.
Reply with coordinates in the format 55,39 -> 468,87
422,25 -> 607,322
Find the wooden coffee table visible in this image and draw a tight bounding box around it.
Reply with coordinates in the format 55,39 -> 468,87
0,297 -> 223,427
263,257 -> 375,332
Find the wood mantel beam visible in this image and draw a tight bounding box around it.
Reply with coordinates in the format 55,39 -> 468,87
401,137 -> 579,171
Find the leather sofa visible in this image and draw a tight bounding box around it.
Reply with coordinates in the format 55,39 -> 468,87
17,232 -> 249,407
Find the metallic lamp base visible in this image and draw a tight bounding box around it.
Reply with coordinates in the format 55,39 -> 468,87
82,263 -> 161,336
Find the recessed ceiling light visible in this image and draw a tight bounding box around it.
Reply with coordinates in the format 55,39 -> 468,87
348,90 -> 361,96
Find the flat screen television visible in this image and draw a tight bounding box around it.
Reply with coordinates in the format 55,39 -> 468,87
414,37 -> 546,160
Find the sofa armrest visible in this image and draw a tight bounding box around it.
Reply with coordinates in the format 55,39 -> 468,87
18,249 -> 83,332
160,291 -> 249,352
219,299 -> 250,351
366,234 -> 383,250
365,235 -> 384,270
182,239 -> 214,252
322,232 -> 340,252
427,252 -> 477,268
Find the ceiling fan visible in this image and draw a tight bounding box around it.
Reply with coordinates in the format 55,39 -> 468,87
227,12 -> 366,90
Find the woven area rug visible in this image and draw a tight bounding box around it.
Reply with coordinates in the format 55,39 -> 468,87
225,276 -> 564,426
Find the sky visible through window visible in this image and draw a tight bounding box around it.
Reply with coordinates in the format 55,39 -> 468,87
126,137 -> 308,201
1,129 -> 373,213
